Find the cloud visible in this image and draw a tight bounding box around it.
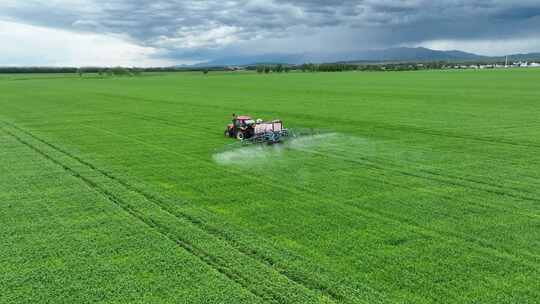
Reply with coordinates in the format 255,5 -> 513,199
0,20 -> 181,67
1,0 -> 540,65
152,25 -> 243,49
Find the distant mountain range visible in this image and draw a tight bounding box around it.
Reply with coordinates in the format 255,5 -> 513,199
343,47 -> 485,62
190,47 -> 540,67
191,54 -> 305,67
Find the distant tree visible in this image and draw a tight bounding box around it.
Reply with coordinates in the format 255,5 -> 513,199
275,64 -> 283,73
256,65 -> 264,74
110,67 -> 132,76
264,65 -> 270,74
203,69 -> 209,75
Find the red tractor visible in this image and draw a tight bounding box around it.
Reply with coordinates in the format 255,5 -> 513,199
225,114 -> 288,143
225,115 -> 255,140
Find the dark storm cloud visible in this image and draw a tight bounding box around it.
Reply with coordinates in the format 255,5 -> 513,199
1,0 -> 540,61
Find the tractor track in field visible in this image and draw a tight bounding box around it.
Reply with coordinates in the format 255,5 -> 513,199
339,160 -> 540,223
1,126 -> 278,304
0,121 -> 351,304
376,154 -> 540,193
295,145 -> 540,206
291,143 -> 540,201
278,147 -> 540,267
279,148 -> 540,222
264,110 -> 540,150
78,120 -> 540,270
279,153 -> 540,265
339,173 -> 540,261
285,165 -> 540,268
381,126 -> 540,150
321,143 -> 540,195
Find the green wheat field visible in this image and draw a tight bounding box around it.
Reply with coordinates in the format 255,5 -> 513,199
1,69 -> 539,303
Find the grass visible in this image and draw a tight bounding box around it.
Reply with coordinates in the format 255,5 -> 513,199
1,69 -> 540,303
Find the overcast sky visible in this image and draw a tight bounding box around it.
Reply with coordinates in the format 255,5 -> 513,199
1,0 -> 540,66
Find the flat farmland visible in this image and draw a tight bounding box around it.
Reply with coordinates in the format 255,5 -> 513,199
1,69 -> 539,303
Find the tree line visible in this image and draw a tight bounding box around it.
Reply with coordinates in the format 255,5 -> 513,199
0,66 -> 144,75
250,61 -> 509,73
255,64 -> 292,73
0,67 -> 78,74
0,66 -> 237,75
252,62 -> 427,73
1,60 -> 513,75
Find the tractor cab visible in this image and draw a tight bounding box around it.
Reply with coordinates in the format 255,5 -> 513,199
234,116 -> 254,128
225,115 -> 255,139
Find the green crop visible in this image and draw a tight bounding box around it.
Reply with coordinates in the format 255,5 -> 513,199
1,69 -> 539,303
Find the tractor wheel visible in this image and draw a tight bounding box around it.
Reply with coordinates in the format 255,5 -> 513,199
236,131 -> 245,140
